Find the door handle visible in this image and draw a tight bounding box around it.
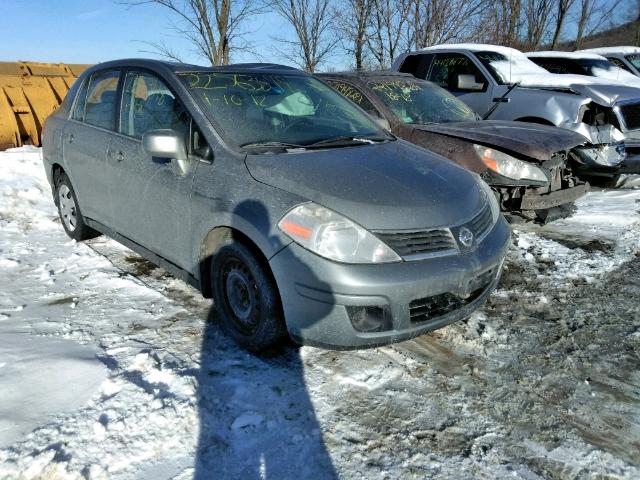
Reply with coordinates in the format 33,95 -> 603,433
115,151 -> 124,162
64,133 -> 74,143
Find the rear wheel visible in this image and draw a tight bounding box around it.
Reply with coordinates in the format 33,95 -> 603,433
211,239 -> 286,352
55,172 -> 100,241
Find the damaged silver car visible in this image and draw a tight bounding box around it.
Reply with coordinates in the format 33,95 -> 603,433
319,71 -> 588,222
578,46 -> 640,77
526,51 -> 640,87
392,44 -> 640,184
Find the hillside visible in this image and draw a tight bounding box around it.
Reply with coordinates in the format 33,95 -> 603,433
560,18 -> 640,50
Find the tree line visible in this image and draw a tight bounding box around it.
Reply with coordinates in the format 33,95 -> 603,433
125,0 -> 637,72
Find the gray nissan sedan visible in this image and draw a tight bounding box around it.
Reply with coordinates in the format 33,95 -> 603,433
42,59 -> 510,351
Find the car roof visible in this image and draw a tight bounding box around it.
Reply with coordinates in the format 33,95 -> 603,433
526,51 -> 606,61
316,71 -> 413,80
579,46 -> 640,56
82,58 -> 304,76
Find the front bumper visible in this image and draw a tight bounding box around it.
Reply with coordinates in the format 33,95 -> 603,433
520,183 -> 589,210
269,216 -> 511,349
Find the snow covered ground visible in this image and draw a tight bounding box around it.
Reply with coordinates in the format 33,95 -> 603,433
1,147 -> 639,479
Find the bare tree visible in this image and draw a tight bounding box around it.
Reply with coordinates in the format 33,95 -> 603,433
550,0 -> 575,49
524,0 -> 554,49
366,0 -> 412,68
573,0 -> 624,49
408,0 -> 487,48
271,0 -> 338,72
123,0 -> 265,65
480,0 -> 522,47
334,0 -> 373,70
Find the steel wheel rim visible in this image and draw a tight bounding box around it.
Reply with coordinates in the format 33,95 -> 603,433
58,184 -> 77,232
222,258 -> 260,335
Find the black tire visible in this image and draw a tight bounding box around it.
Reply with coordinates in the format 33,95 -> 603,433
211,239 -> 286,352
54,172 -> 100,241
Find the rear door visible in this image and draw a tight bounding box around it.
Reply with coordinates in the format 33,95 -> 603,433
108,69 -> 195,270
426,52 -> 492,115
62,69 -> 121,226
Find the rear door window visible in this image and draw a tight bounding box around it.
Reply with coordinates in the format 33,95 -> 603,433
119,71 -> 189,140
81,70 -> 121,130
427,53 -> 487,92
399,54 -> 434,80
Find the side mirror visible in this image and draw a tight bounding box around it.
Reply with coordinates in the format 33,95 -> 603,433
142,129 -> 190,176
456,74 -> 485,91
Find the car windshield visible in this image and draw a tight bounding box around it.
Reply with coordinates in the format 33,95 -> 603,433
576,58 -> 638,81
366,78 -> 477,124
626,54 -> 640,70
178,71 -> 388,149
474,50 -> 545,84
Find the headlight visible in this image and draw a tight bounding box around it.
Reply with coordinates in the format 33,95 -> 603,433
473,144 -> 548,184
278,203 -> 401,264
477,177 -> 500,224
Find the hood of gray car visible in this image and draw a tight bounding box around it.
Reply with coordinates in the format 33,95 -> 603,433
570,83 -> 640,107
412,120 -> 586,161
245,140 -> 484,231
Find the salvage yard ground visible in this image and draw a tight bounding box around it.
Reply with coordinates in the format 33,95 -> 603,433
0,146 -> 639,479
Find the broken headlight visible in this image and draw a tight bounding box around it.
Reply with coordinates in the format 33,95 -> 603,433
278,203 -> 401,264
473,145 -> 548,185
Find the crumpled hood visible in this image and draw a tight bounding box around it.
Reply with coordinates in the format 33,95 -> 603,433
514,73 -> 640,106
569,83 -> 640,107
245,140 -> 485,230
412,120 -> 586,161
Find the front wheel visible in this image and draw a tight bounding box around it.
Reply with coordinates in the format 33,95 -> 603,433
211,239 -> 286,352
55,172 -> 100,241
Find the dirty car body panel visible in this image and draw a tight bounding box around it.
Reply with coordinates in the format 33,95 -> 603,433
42,59 -> 510,350
319,72 -> 588,220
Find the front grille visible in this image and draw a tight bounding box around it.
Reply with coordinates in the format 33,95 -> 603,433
620,103 -> 640,130
467,203 -> 493,242
374,228 -> 458,259
409,269 -> 495,324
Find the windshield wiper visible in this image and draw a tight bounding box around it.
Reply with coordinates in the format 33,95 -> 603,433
240,141 -> 307,151
305,134 -> 392,148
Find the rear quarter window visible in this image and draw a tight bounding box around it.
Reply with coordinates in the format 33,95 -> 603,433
81,70 -> 121,130
71,77 -> 89,121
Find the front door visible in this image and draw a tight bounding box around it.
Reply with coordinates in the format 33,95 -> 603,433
426,53 -> 493,116
62,69 -> 121,225
108,69 -> 195,270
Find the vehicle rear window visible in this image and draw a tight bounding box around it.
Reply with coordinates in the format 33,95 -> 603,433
178,71 -> 384,148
